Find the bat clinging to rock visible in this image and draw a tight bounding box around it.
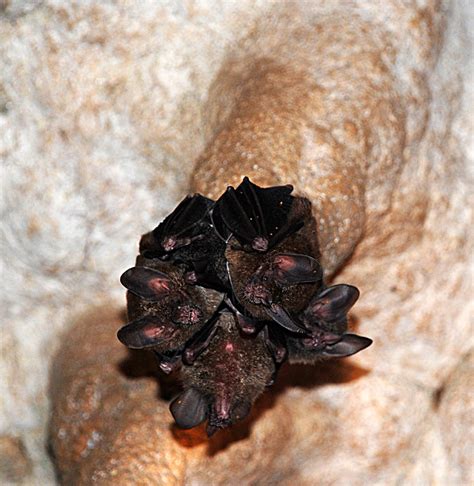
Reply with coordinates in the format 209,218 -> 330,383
139,194 -> 229,290
118,256 -> 224,373
171,311 -> 275,436
287,284 -> 372,363
221,180 -> 322,332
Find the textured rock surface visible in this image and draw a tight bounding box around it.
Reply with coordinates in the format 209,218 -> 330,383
1,0 -> 472,484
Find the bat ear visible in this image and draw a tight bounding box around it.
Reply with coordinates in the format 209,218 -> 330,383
232,400 -> 251,422
117,316 -> 176,349
305,284 -> 360,323
272,253 -> 323,285
120,267 -> 175,301
170,388 -> 208,429
320,334 -> 372,358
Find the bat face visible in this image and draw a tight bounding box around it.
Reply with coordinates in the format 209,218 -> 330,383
118,177 -> 373,433
287,284 -> 372,363
117,259 -> 224,371
223,194 -> 323,333
226,248 -> 324,331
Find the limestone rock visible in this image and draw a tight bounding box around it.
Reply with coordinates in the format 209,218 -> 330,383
0,436 -> 32,484
0,0 -> 471,484
438,352 -> 474,485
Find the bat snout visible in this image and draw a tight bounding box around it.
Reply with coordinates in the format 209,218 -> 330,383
161,236 -> 177,251
244,282 -> 272,305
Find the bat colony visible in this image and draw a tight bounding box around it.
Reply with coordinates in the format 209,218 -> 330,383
118,177 -> 372,436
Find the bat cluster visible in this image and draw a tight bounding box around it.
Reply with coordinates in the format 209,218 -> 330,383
118,177 -> 372,436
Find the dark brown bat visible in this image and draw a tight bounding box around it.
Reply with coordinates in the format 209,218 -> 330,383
286,284 -> 372,363
139,194 -> 229,290
211,176 -> 299,251
118,256 -> 224,373
170,311 -> 275,436
220,180 -> 322,332
140,194 -> 213,256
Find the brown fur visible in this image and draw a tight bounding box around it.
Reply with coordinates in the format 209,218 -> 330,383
225,196 -> 321,319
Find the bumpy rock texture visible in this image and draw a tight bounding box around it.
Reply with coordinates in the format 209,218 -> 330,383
1,0 -> 472,484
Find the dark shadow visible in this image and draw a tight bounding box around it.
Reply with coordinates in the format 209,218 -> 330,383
117,349 -> 183,400
167,357 -> 370,455
275,359 -> 370,391
118,349 -> 156,379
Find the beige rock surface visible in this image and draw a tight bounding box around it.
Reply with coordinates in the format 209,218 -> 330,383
1,0 -> 472,484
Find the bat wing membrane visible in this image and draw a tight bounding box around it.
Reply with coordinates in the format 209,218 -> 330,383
152,194 -> 213,243
265,303 -> 305,333
215,177 -> 296,250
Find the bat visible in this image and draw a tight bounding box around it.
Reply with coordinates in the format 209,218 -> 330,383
286,284 -> 372,363
118,256 -> 224,373
139,194 -> 229,290
139,194 -> 213,257
170,311 -> 275,436
218,178 -> 323,332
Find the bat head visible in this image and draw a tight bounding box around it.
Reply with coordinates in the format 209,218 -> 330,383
140,194 -> 214,257
206,397 -> 252,436
169,388 -> 252,436
287,284 -> 372,362
118,263 -> 223,357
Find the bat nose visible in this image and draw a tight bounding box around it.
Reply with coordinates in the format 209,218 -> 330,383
214,395 -> 231,420
161,237 -> 176,251
251,236 -> 269,252
244,283 -> 271,304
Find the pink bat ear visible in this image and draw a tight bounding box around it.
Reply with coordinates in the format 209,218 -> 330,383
272,253 -> 323,285
117,316 -> 177,349
304,284 -> 360,324
320,334 -> 372,358
120,267 -> 174,301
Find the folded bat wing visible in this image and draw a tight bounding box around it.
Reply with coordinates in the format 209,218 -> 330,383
152,194 -> 213,249
213,177 -> 297,251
